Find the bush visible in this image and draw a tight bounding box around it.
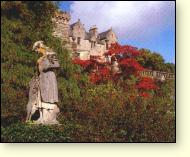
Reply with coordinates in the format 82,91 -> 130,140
58,80 -> 175,142
1,122 -> 74,142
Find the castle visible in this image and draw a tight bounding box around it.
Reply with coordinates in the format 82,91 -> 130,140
51,11 -> 175,80
52,11 -> 117,61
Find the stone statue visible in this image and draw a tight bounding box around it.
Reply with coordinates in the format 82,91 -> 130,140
26,41 -> 60,124
111,55 -> 120,74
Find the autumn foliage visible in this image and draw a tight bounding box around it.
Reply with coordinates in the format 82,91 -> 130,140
73,43 -> 158,99
72,59 -> 92,68
89,66 -> 111,83
106,43 -> 141,57
136,77 -> 158,90
119,58 -> 144,76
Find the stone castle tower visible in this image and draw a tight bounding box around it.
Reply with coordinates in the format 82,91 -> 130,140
52,11 -> 71,42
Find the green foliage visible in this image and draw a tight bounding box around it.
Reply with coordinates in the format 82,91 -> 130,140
137,48 -> 175,73
1,122 -> 73,142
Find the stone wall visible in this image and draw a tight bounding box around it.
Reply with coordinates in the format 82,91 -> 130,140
71,21 -> 86,39
140,70 -> 175,80
107,31 -> 118,45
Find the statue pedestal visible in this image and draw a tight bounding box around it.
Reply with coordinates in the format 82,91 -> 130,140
34,103 -> 60,125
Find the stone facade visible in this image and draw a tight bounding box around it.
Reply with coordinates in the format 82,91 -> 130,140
52,11 -> 117,60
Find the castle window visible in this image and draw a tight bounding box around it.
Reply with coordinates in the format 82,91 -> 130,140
106,41 -> 109,50
77,37 -> 81,45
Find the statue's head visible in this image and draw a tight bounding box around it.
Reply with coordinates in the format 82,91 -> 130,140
33,41 -> 56,56
32,41 -> 46,55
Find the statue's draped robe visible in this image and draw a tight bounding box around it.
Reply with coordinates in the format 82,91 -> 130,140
38,54 -> 60,104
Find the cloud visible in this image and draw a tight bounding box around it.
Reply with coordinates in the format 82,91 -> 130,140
69,1 -> 175,42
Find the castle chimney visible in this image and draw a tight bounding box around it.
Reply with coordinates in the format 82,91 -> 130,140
89,25 -> 98,42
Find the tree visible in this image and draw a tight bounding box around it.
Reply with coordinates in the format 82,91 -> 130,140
136,48 -> 175,73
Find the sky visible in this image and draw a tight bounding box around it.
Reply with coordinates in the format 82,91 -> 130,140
59,1 -> 175,63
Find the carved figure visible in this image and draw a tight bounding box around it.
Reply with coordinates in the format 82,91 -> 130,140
26,41 -> 60,124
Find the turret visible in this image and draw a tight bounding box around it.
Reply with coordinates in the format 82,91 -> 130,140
52,11 -> 71,42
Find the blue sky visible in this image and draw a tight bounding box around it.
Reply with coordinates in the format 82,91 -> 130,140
59,1 -> 175,63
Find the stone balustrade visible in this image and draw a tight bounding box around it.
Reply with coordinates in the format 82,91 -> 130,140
140,70 -> 175,80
